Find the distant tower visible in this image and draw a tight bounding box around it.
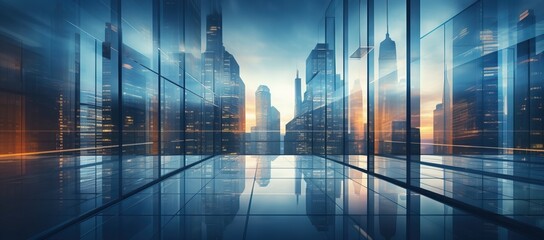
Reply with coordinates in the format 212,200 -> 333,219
433,103 -> 445,154
376,0 -> 403,154
294,70 -> 302,117
255,85 -> 271,153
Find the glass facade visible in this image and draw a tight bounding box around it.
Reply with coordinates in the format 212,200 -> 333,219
1,0 -> 544,239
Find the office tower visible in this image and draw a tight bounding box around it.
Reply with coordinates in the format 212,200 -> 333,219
255,85 -> 271,155
269,106 -> 281,154
433,103 -> 445,154
376,3 -> 404,155
255,85 -> 271,154
442,64 -> 453,155
349,79 -> 365,154
451,4 -> 499,155
101,22 -> 120,154
286,69 -> 312,155
305,43 -> 335,155
202,0 -> 224,95
514,9 -> 544,158
202,0 -> 246,154
285,113 -> 311,154
294,70 -> 302,117
285,42 -> 339,155
252,85 -> 281,154
221,51 -> 246,154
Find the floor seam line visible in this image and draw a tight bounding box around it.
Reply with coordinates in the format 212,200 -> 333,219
242,161 -> 258,240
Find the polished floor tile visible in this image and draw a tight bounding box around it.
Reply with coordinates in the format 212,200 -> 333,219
44,155 -> 542,239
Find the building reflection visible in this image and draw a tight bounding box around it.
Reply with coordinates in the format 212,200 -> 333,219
248,86 -> 281,154
256,156 -> 273,186
202,156 -> 246,239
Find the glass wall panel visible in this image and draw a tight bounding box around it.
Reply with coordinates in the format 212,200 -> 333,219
161,79 -> 184,174
371,0 -> 408,182
121,0 -> 156,70
346,0 -> 369,169
121,58 -> 159,193
160,0 -> 184,86
185,91 -> 203,157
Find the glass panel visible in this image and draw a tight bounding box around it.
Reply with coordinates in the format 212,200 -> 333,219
121,57 -> 159,193
161,79 -> 184,174
346,0 -> 369,160
160,0 -> 184,85
372,0 -> 407,182
121,0 -> 155,70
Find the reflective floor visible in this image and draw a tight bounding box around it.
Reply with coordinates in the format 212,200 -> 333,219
42,155 -> 538,239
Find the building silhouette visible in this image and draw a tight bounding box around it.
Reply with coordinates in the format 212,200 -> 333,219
294,70 -> 302,117
202,0 -> 245,154
514,9 -> 544,159
433,103 -> 445,154
376,27 -> 404,155
451,5 -> 499,155
250,85 -> 281,154
285,43 -> 342,155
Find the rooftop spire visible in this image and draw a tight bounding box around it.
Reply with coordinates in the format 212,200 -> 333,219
386,0 -> 389,37
296,69 -> 299,78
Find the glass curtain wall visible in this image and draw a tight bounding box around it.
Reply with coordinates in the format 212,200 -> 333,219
340,0 -> 544,232
0,0 -> 214,238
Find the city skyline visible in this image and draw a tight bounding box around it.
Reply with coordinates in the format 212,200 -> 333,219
221,0 -> 329,133
1,0 -> 544,239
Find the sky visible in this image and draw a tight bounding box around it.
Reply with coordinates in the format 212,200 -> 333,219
221,0 -> 330,133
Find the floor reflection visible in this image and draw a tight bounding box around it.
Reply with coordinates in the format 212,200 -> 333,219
48,155 -> 539,239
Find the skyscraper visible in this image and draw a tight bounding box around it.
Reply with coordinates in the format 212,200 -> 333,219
101,22 -> 120,154
202,0 -> 246,154
451,4 -> 499,155
294,70 -> 302,117
376,2 -> 404,155
433,103 -> 445,154
252,85 -> 281,154
221,51 -> 246,154
285,42 -> 340,155
269,106 -> 281,154
306,43 -> 335,155
514,9 -> 544,158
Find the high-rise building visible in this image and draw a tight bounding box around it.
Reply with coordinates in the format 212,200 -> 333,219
101,22 -> 120,154
433,103 -> 445,154
285,42 -> 341,155
514,9 -> 544,158
376,27 -> 404,155
451,5 -> 499,155
269,106 -> 281,154
294,70 -> 302,117
255,85 -> 271,154
202,0 -> 245,154
306,43 -> 336,155
221,51 -> 246,154
251,85 -> 281,154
